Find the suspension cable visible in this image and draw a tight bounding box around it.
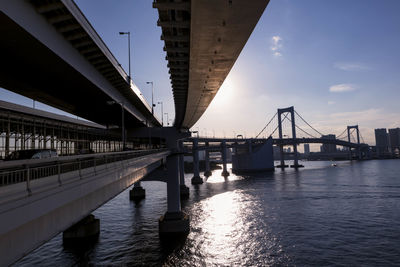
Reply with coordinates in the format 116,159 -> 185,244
286,116 -> 318,138
359,131 -> 365,143
336,128 -> 348,139
296,125 -> 318,138
350,131 -> 356,143
266,112 -> 290,138
294,110 -> 325,136
348,128 -> 356,143
268,125 -> 280,138
255,112 -> 277,138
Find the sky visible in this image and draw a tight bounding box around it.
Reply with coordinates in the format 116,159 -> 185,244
1,0 -> 400,146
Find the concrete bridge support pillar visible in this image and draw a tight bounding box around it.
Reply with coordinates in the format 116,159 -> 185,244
179,141 -> 189,198
221,140 -> 230,176
191,139 -> 203,184
347,125 -> 363,160
159,152 -> 190,237
277,108 -> 288,168
289,108 -> 303,168
31,125 -> 36,149
277,145 -> 286,168
63,214 -> 99,246
5,120 -> 10,157
204,142 -> 212,177
130,181 -> 145,201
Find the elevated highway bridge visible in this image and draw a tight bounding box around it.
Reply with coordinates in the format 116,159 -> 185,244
1,0 -> 160,129
154,0 -> 269,128
0,0 -> 271,265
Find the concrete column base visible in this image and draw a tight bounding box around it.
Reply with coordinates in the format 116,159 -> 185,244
63,214 -> 99,246
275,164 -> 289,168
159,211 -> 190,238
221,170 -> 230,177
191,176 -> 203,184
204,170 -> 212,177
290,164 -> 304,168
180,184 -> 190,199
130,186 -> 146,201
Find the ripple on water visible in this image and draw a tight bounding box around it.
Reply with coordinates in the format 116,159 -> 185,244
16,161 -> 400,266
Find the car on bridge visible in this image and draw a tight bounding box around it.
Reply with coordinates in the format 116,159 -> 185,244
4,149 -> 58,161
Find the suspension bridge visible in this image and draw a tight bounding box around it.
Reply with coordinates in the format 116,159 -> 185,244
191,106 -> 370,168
253,106 -> 370,166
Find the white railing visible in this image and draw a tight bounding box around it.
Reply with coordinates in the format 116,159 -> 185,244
0,149 -> 168,193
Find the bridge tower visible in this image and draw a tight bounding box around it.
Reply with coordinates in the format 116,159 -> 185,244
277,106 -> 301,168
347,125 -> 361,160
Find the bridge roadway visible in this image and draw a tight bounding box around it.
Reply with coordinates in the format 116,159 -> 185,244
0,149 -> 168,265
272,138 -> 369,149
185,137 -> 368,149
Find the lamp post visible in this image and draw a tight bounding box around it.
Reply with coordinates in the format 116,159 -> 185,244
164,112 -> 169,126
192,131 -> 199,138
107,100 -> 125,150
158,101 -> 163,126
119,31 -> 131,83
146,81 -> 154,115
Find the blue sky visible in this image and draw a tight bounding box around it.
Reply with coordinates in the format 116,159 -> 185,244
1,0 -> 399,145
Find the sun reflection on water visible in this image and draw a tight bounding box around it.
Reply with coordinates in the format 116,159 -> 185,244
205,164 -> 243,184
183,179 -> 286,266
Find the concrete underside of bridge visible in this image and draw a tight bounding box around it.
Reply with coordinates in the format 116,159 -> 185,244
155,0 -> 270,128
0,151 -> 168,266
0,0 -> 159,128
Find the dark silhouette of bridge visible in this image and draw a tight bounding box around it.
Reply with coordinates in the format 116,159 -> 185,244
193,106 -> 370,168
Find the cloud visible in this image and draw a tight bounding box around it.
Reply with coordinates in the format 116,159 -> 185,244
333,62 -> 370,71
312,108 -> 400,144
329,83 -> 356,93
270,35 -> 283,57
328,101 -> 335,105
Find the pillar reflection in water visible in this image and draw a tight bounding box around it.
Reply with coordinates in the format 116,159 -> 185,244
186,187 -> 283,266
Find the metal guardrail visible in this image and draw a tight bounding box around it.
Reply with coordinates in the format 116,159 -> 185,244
0,149 -> 168,191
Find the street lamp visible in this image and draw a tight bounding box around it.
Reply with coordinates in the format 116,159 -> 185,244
119,31 -> 131,83
164,112 -> 169,126
146,81 -> 154,115
192,131 -> 199,138
107,100 -> 125,149
158,101 -> 163,126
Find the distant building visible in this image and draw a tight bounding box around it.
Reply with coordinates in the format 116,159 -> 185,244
304,144 -> 310,155
320,134 -> 336,153
388,128 -> 400,154
375,128 -> 389,156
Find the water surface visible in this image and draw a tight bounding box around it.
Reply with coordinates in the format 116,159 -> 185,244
17,160 -> 400,266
